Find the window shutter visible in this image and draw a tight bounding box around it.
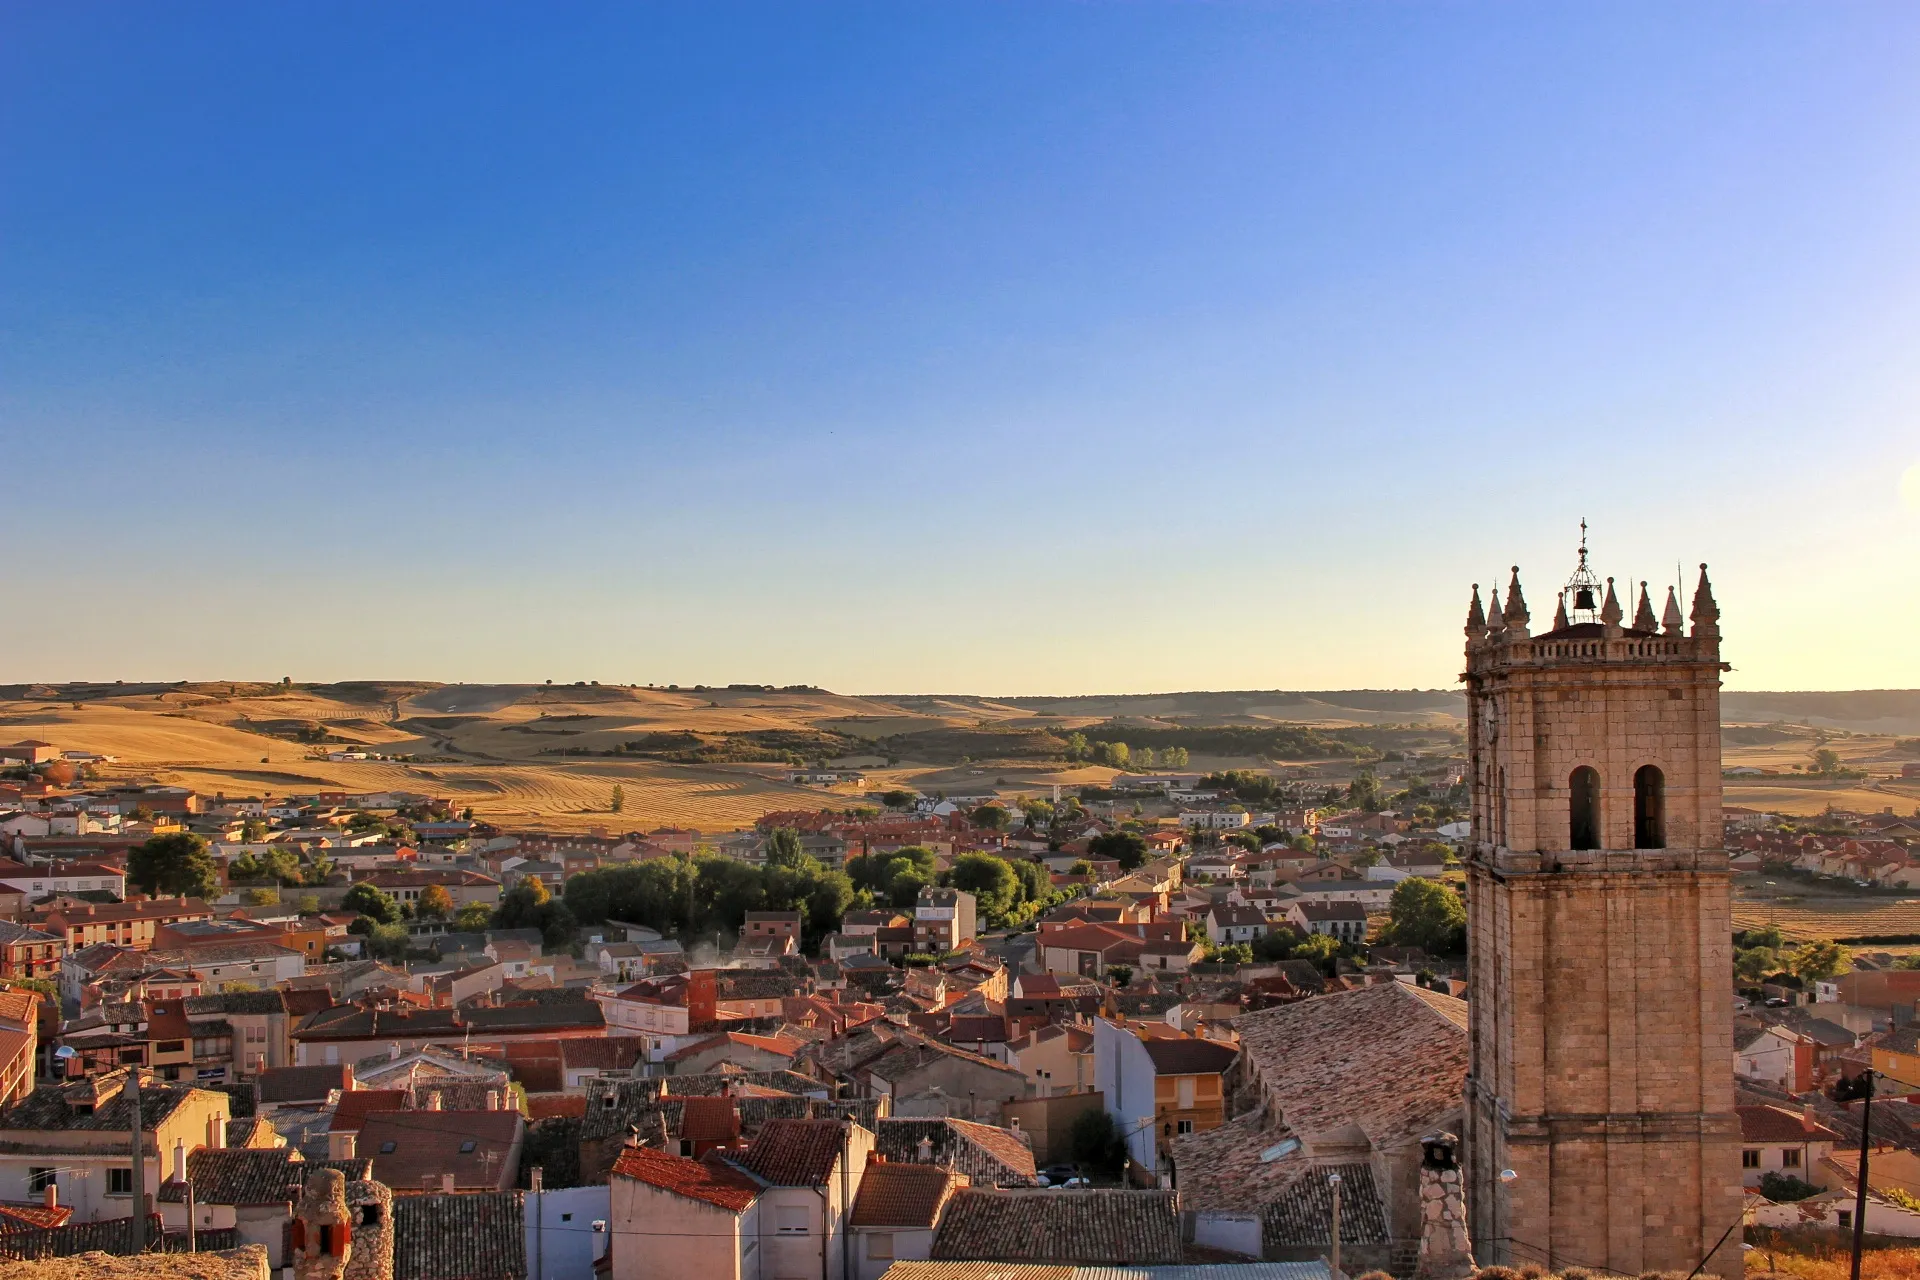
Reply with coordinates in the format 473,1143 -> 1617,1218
290,1220 -> 306,1250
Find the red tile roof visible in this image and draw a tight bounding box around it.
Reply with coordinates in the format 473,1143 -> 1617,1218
679,1096 -> 742,1145
612,1144 -> 760,1213
849,1157 -> 954,1228
1738,1104 -> 1843,1144
329,1090 -> 406,1132
735,1118 -> 850,1187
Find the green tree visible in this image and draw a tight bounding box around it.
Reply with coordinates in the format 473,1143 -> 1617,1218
1734,947 -> 1779,983
881,789 -> 917,810
341,882 -> 400,925
1087,830 -> 1148,871
1293,932 -> 1340,965
1380,878 -> 1466,954
1740,925 -> 1786,952
609,785 -> 625,814
950,853 -> 1021,925
1069,860 -> 1094,876
1164,747 -> 1189,768
1134,746 -> 1157,769
970,804 -> 1011,831
239,887 -> 279,906
1812,748 -> 1843,776
1105,965 -> 1133,987
454,902 -> 494,931
763,827 -> 810,869
1347,770 -> 1385,812
1063,732 -> 1090,762
1789,939 -> 1851,982
1068,1108 -> 1126,1173
128,833 -> 220,899
417,883 -> 455,921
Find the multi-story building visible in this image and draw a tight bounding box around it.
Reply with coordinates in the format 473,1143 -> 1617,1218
0,922 -> 63,982
32,897 -> 213,952
913,887 -> 976,953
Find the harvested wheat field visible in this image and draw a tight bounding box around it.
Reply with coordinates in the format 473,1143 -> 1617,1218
1731,899 -> 1920,943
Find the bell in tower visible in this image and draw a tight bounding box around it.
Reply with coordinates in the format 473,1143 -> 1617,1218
1558,518 -> 1604,627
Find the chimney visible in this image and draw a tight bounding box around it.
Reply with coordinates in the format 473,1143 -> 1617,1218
1413,1132 -> 1474,1280
917,1135 -> 933,1162
42,1183 -> 56,1210
424,1091 -> 441,1111
486,1091 -> 500,1111
1803,1102 -> 1818,1133
331,1132 -> 357,1161
173,1139 -> 187,1180
529,1167 -> 544,1193
441,1173 -> 455,1193
423,1174 -> 439,1193
1008,1116 -> 1020,1134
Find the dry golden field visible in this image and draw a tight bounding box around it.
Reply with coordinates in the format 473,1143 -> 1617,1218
0,682 -> 1137,831
1731,899 -> 1920,943
4,680 -> 1913,833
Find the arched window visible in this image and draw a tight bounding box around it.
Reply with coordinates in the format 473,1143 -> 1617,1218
1635,765 -> 1666,849
1569,767 -> 1601,850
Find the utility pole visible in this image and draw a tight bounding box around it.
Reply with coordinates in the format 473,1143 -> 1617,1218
128,1071 -> 146,1255
1837,1069 -> 1877,1280
1328,1171 -> 1343,1280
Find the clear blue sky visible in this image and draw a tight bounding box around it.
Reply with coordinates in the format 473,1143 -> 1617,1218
3,3 -> 1917,693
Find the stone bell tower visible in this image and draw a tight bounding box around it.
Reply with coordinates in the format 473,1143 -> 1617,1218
1461,535 -> 1742,1278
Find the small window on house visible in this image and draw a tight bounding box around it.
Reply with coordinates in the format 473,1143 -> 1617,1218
1782,1149 -> 1802,1168
459,1140 -> 476,1154
1742,1150 -> 1760,1169
27,1168 -> 55,1193
107,1167 -> 134,1196
379,1141 -> 396,1154
777,1206 -> 808,1234
1177,1119 -> 1195,1135
1838,1210 -> 1853,1230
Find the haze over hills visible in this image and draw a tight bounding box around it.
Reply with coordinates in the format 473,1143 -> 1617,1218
2,680 -> 1914,830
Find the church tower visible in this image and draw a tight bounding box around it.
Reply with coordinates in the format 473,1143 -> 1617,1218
1461,536 -> 1742,1278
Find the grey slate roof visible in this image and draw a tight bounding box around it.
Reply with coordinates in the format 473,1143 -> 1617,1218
931,1189 -> 1183,1264
392,1190 -> 527,1280
1260,1161 -> 1388,1249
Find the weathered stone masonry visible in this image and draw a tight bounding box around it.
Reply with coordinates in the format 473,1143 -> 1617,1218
1461,548 -> 1743,1279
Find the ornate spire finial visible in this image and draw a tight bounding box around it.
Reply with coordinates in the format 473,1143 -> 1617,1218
1600,576 -> 1623,628
1503,566 -> 1529,636
1465,584 -> 1486,640
1633,581 -> 1657,632
1553,595 -> 1569,631
1690,562 -> 1719,637
1662,585 -> 1684,635
1486,584 -> 1506,638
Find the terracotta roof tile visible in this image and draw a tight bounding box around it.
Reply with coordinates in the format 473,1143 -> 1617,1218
849,1157 -> 955,1227
734,1117 -> 853,1187
1739,1104 -> 1844,1144
358,1109 -> 524,1191
1140,1038 -> 1238,1077
1171,983 -> 1467,1213
613,1144 -> 760,1212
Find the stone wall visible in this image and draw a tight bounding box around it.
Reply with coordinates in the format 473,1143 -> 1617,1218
1463,573 -> 1743,1279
